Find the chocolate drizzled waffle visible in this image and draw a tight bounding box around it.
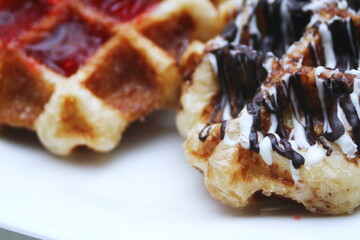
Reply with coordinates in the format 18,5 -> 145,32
177,0 -> 360,214
0,0 -> 225,155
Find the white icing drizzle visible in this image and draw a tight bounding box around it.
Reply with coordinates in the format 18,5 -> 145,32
208,36 -> 228,50
314,68 -> 360,158
261,83 -> 277,99
262,55 -> 275,75
335,134 -> 357,158
268,114 -> 278,133
199,125 -> 212,140
335,102 -> 358,158
346,17 -> 357,71
259,136 -> 273,165
207,53 -> 218,75
249,14 -> 261,46
209,0 -> 360,185
207,52 -> 233,121
236,0 -> 260,45
308,11 -> 321,27
345,69 -> 360,76
290,163 -> 300,184
302,0 -> 325,12
289,141 -> 300,183
280,0 -> 291,50
304,144 -> 326,165
319,22 -> 337,69
338,0 -> 348,9
222,102 -> 232,121
289,85 -> 311,149
315,66 -> 333,133
233,14 -> 243,44
223,106 -> 253,149
350,78 -> 360,119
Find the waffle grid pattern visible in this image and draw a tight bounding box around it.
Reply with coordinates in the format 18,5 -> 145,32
0,0 -> 234,155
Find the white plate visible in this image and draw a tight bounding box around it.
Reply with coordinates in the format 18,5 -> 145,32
0,110 -> 359,240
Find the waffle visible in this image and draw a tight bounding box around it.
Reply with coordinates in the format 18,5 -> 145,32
177,0 -> 360,214
0,0 -> 225,155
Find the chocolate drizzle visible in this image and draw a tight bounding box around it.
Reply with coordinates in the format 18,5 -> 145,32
247,91 -> 263,152
221,0 -> 312,57
199,0 -> 360,169
290,73 -> 317,145
347,0 -> 360,12
329,19 -> 360,71
310,18 -> 360,70
207,69 -> 359,168
209,44 -> 267,122
254,73 -> 316,168
220,120 -> 228,140
262,83 -> 289,139
249,0 -> 311,57
321,77 -> 347,141
266,134 -> 305,168
221,22 -> 238,43
339,94 -> 360,147
318,75 -> 360,148
309,42 -> 321,66
199,125 -> 211,142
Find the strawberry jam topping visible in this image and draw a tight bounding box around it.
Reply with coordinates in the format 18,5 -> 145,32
83,0 -> 160,22
24,14 -> 110,77
0,0 -> 53,43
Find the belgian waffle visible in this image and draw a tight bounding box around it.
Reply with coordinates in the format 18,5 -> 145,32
0,0 -> 224,155
177,0 -> 360,214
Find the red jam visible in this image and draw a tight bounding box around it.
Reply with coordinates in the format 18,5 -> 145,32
82,0 -> 161,22
0,0 -> 53,43
24,14 -> 110,77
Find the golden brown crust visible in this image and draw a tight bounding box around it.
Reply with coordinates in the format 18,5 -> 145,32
0,0 -> 226,155
178,0 -> 360,215
0,50 -> 54,129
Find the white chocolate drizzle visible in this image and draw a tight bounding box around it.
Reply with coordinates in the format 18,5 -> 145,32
319,22 -> 337,69
223,106 -> 253,149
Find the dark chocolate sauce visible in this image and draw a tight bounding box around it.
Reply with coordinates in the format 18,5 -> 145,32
249,0 -> 311,57
199,125 -> 211,142
339,94 -> 360,147
319,136 -> 333,156
221,22 -> 238,43
290,73 -> 317,145
321,77 -> 347,141
267,134 -> 305,168
220,121 -> 228,140
263,83 -> 289,139
308,42 -> 321,66
247,91 -> 263,152
329,19 -> 360,71
199,44 -> 266,142
347,0 -> 360,12
260,73 -> 318,168
200,0 -> 360,169
207,69 -> 359,168
220,0 -> 311,57
209,44 -> 267,122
